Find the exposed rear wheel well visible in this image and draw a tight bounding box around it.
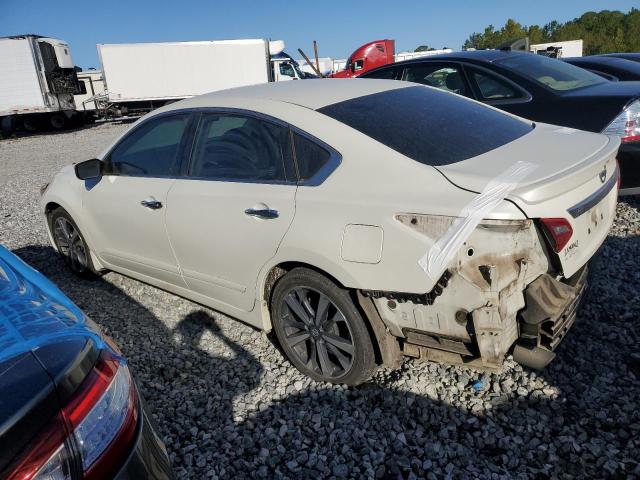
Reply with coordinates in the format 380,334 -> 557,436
263,262 -> 388,367
44,202 -> 62,216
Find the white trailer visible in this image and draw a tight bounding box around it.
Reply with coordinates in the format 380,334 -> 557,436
394,48 -> 453,62
530,40 -> 583,58
0,35 -> 85,131
97,39 -> 304,114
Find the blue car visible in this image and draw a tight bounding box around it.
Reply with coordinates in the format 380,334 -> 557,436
0,245 -> 173,479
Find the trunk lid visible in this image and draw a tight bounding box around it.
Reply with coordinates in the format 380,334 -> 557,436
435,123 -> 620,277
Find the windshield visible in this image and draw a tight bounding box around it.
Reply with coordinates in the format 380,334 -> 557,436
291,61 -> 305,78
318,86 -> 533,166
495,54 -> 606,91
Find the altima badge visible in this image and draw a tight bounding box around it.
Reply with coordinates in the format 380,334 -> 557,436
599,167 -> 607,183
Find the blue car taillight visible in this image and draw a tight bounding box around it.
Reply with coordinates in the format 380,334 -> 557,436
6,351 -> 138,480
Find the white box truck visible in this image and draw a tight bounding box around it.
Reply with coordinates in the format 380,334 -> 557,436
530,40 -> 583,58
0,35 -> 86,131
97,39 -> 306,115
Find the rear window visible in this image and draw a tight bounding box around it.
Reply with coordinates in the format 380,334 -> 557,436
317,86 -> 533,166
495,54 -> 606,91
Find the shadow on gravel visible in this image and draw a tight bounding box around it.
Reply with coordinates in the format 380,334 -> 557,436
12,245 -> 640,479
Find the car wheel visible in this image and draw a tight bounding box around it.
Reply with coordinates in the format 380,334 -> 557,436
270,268 -> 376,385
49,208 -> 97,278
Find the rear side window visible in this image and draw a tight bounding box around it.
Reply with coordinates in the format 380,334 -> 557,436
189,114 -> 291,182
469,70 -> 520,100
107,114 -> 190,176
293,133 -> 330,181
317,86 -> 533,166
402,65 -> 469,97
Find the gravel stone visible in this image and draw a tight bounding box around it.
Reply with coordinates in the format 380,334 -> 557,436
1,124 -> 639,478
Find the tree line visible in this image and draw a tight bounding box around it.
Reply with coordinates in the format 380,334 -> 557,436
462,9 -> 640,55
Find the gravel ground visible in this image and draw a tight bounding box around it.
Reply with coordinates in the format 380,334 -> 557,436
1,124 -> 639,479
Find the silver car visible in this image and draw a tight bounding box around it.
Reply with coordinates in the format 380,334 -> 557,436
41,79 -> 619,385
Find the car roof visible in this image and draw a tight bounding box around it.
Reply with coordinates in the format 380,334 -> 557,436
171,78 -> 409,111
385,49 -> 528,67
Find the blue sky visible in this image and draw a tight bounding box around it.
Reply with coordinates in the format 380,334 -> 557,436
2,0 -> 637,69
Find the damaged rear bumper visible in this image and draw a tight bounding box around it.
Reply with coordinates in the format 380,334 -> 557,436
513,264 -> 589,369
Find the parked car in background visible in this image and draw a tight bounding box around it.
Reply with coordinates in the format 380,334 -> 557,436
361,50 -> 640,195
42,80 -> 618,385
599,53 -> 640,63
564,55 -> 640,81
0,245 -> 173,479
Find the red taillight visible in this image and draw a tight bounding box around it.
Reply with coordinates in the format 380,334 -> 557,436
540,218 -> 573,253
5,351 -> 138,480
602,100 -> 640,143
5,415 -> 71,480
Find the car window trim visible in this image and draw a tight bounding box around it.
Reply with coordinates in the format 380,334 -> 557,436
102,111 -> 197,179
462,64 -> 532,105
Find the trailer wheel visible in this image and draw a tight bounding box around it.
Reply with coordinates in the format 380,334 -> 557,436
22,116 -> 39,132
50,113 -> 66,130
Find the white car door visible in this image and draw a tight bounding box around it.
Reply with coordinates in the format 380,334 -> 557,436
165,112 -> 297,312
82,113 -> 194,287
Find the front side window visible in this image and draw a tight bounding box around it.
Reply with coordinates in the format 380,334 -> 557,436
107,114 -> 190,176
469,69 -> 520,100
353,59 -> 364,71
402,65 -> 469,97
317,86 -> 533,167
189,114 -> 290,182
363,67 -> 399,80
495,53 -> 606,91
279,63 -> 295,77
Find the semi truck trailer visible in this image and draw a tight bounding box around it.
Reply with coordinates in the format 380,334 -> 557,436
0,35 -> 86,132
97,38 -> 306,116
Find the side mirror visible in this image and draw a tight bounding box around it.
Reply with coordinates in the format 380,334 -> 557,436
75,158 -> 103,180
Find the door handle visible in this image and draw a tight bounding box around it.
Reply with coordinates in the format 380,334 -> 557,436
244,208 -> 279,219
140,198 -> 163,210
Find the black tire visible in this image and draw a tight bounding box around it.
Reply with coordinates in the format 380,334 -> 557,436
49,113 -> 66,130
21,116 -> 40,132
48,208 -> 98,278
270,268 -> 376,385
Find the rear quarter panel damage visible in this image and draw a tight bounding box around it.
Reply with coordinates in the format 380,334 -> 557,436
373,216 -> 549,367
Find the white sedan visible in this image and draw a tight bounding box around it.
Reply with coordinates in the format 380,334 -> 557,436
41,79 -> 619,385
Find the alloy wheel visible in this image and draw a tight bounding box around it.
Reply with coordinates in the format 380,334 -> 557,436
280,287 -> 355,379
53,217 -> 88,273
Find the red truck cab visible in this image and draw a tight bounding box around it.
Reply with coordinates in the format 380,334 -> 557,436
331,39 -> 395,78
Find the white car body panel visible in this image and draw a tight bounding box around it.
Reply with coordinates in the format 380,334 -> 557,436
165,180 -> 297,312
81,176 -> 185,287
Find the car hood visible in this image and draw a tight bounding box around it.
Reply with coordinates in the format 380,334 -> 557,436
562,80 -> 640,100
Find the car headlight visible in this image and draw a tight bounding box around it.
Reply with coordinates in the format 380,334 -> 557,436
39,182 -> 50,196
